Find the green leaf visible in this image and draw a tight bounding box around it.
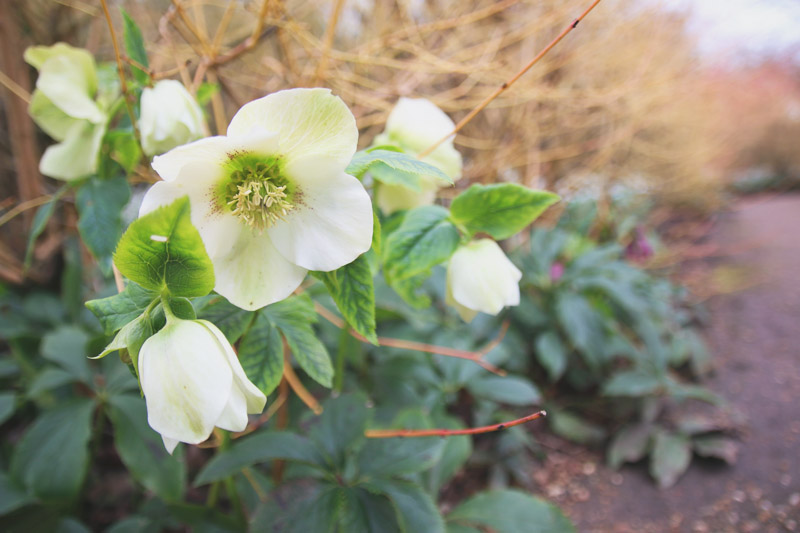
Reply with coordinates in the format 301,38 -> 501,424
423,415 -> 471,495
238,312 -> 283,396
650,431 -> 691,489
449,184 -> 559,240
0,393 -> 15,425
195,295 -> 254,343
315,254 -> 377,344
264,294 -> 332,388
24,186 -> 67,270
467,376 -> 541,406
11,398 -> 94,501
194,431 -> 326,486
114,196 -> 215,298
357,434 -> 445,478
602,369 -> 664,397
76,175 -> 131,264
195,82 -> 219,106
95,312 -> 154,376
120,8 -> 149,84
365,478 -> 444,533
26,368 -> 74,398
307,393 -> 371,468
607,423 -> 654,470
346,149 -> 452,185
107,130 -> 142,173
554,292 -> 605,369
86,282 -> 158,334
548,409 -> 606,445
446,489 -> 575,533
108,394 -> 185,501
40,325 -> 91,383
692,436 -> 737,464
535,332 -> 568,382
384,206 -> 460,282
0,471 -> 34,515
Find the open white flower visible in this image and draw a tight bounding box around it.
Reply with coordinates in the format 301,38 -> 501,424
140,88 -> 373,310
24,43 -> 109,180
140,80 -> 206,157
373,97 -> 462,213
138,317 -> 266,453
446,239 -> 522,322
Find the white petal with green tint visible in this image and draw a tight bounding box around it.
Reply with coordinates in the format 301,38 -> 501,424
39,120 -> 105,181
199,319 -> 266,413
212,225 -> 308,311
28,90 -> 82,141
227,88 -> 357,169
151,136 -> 234,181
446,239 -> 522,322
376,176 -> 439,214
268,155 -> 373,271
36,55 -> 104,123
140,80 -> 207,157
138,320 -> 233,445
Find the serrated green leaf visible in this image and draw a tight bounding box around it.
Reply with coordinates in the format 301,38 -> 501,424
555,292 -> 605,369
86,282 -> 158,334
194,294 -> 254,344
346,149 -> 451,185
24,186 -> 67,270
365,478 -> 444,533
108,394 -> 185,501
41,325 -> 91,383
264,294 -> 332,388
357,434 -> 444,478
446,489 -> 575,533
76,175 -> 131,264
548,409 -> 606,445
423,415 -> 471,495
194,431 -> 326,486
692,436 -> 737,464
315,254 -> 377,344
602,369 -> 664,397
95,313 -> 154,378
535,331 -> 568,382
120,8 -> 149,84
114,196 -> 215,298
467,375 -> 541,406
26,368 -> 74,398
450,184 -> 559,240
238,312 -> 284,396
384,206 -> 460,282
650,431 -> 691,489
11,398 -> 94,501
386,270 -> 432,309
107,130 -> 142,173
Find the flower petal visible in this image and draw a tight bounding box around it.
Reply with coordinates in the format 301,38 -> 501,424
447,239 -> 522,317
138,320 -> 233,445
214,383 -> 248,432
212,226 -> 308,311
150,136 -> 232,182
199,320 -> 266,413
267,156 -> 373,271
140,80 -> 207,157
162,436 -> 180,455
227,88 -> 357,169
139,162 -> 240,259
39,120 -> 105,181
376,179 -> 438,214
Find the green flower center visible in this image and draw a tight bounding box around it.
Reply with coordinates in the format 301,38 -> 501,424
220,153 -> 294,231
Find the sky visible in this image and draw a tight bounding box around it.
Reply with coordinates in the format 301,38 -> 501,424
666,0 -> 800,59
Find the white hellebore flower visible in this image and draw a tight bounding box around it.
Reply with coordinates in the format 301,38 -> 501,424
446,239 -> 522,322
373,97 -> 462,213
140,88 -> 373,310
140,79 -> 206,157
138,317 -> 266,453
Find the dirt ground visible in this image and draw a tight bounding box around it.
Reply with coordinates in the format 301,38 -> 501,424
528,195 -> 800,533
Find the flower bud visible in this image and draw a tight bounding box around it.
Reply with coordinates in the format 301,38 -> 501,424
373,97 -> 462,213
137,317 -> 266,453
139,80 -> 206,157
446,239 -> 522,322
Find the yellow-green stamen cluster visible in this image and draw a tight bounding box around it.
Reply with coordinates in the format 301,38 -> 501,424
222,156 -> 294,231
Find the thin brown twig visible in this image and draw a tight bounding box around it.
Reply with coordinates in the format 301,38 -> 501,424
417,0 -> 604,158
0,69 -> 31,103
0,195 -> 51,228
283,350 -> 323,415
313,0 -> 346,86
365,410 -> 547,438
99,0 -> 141,145
313,302 -> 507,376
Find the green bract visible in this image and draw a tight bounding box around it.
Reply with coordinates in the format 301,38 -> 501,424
113,196 -> 215,298
24,43 -> 114,180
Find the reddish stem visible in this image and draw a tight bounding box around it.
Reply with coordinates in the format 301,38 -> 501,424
365,410 -> 547,438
